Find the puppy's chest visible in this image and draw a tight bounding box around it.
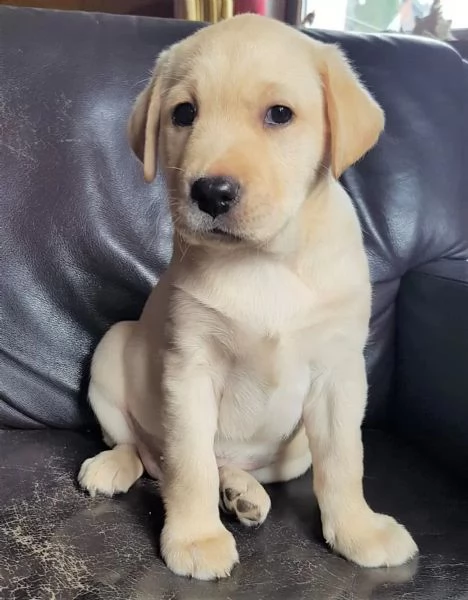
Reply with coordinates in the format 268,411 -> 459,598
217,335 -> 310,442
186,255 -> 316,335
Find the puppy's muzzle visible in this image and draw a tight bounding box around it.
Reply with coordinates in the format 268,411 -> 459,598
191,176 -> 241,219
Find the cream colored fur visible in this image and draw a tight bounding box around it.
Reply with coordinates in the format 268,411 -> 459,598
78,14 -> 417,580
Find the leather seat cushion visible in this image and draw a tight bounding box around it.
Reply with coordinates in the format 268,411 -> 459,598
1,429 -> 467,599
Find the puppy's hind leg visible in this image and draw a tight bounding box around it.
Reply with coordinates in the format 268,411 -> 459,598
249,426 -> 312,484
78,322 -> 144,497
78,386 -> 143,497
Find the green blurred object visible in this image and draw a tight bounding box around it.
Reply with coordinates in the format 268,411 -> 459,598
346,0 -> 400,32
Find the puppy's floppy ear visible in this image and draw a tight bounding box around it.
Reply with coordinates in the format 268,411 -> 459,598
319,45 -> 385,178
128,49 -> 170,183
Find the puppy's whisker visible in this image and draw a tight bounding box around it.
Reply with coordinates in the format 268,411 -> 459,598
131,77 -> 151,90
162,75 -> 190,84
178,238 -> 189,263
166,166 -> 186,174
317,163 -> 331,178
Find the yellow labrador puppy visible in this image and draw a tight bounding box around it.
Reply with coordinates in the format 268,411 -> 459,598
79,14 -> 417,580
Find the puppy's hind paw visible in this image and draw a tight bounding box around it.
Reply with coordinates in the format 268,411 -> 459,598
219,466 -> 271,527
78,445 -> 143,497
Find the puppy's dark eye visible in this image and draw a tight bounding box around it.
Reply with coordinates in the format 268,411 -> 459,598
172,102 -> 196,127
264,105 -> 293,126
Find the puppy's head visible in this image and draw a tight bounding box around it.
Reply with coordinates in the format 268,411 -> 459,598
129,15 -> 384,248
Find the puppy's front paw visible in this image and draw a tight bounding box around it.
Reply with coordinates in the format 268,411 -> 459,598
161,523 -> 239,580
325,511 -> 418,568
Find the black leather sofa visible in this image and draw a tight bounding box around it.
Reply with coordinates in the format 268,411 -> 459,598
1,6 -> 467,599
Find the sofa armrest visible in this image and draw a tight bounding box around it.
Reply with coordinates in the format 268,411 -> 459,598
392,259 -> 468,478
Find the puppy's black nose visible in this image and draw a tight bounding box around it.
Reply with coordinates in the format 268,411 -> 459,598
190,176 -> 240,219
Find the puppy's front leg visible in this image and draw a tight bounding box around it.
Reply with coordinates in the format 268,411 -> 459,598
160,353 -> 238,580
304,356 -> 417,567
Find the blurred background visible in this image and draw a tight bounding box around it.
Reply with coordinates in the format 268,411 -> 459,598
0,1 -> 466,38
304,0 -> 467,36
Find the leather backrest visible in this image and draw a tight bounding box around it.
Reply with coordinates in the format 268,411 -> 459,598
1,7 -> 467,428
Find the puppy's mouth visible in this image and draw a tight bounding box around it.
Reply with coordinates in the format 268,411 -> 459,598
173,220 -> 245,245
171,196 -> 245,244
209,227 -> 243,243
